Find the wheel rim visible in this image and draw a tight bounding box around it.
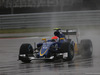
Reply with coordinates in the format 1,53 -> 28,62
70,47 -> 74,56
90,46 -> 93,53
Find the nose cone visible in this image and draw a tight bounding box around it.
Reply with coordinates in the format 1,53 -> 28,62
40,47 -> 49,57
39,42 -> 53,58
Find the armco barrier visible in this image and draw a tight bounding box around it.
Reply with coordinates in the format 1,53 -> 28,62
0,10 -> 100,29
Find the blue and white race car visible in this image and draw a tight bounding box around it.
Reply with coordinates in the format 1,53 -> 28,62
18,28 -> 93,63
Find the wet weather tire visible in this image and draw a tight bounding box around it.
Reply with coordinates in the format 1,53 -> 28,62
61,42 -> 74,61
80,39 -> 93,58
19,44 -> 33,63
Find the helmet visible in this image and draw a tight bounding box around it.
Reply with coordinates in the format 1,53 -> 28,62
51,36 -> 59,42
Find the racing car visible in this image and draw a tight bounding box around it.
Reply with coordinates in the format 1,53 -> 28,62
18,28 -> 93,63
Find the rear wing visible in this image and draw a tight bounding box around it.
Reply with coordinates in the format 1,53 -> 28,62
62,29 -> 77,35
62,29 -> 79,43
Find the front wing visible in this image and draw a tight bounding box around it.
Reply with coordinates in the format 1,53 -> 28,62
19,53 -> 68,60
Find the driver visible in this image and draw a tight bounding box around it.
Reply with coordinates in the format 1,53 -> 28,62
54,29 -> 65,38
51,36 -> 59,42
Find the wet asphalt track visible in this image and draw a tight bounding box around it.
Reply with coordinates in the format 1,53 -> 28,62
0,28 -> 100,75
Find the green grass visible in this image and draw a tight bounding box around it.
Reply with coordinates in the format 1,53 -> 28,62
0,26 -> 77,34
0,27 -> 51,34
0,25 -> 100,34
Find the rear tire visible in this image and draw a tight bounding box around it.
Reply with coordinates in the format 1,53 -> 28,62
61,42 -> 74,61
80,39 -> 93,58
19,44 -> 33,63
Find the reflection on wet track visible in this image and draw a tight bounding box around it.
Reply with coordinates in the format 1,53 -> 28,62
0,28 -> 100,75
0,56 -> 94,75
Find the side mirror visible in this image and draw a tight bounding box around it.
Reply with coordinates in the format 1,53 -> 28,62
42,38 -> 46,42
60,38 -> 64,40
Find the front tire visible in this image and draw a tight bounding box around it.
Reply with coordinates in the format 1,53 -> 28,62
19,44 -> 33,63
61,42 -> 74,61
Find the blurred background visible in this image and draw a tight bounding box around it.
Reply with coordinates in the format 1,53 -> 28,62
0,0 -> 100,30
0,0 -> 100,14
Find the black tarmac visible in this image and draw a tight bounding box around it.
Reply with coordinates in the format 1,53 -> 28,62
0,28 -> 100,75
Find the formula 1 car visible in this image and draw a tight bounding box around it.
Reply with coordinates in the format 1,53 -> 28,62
18,28 -> 93,63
